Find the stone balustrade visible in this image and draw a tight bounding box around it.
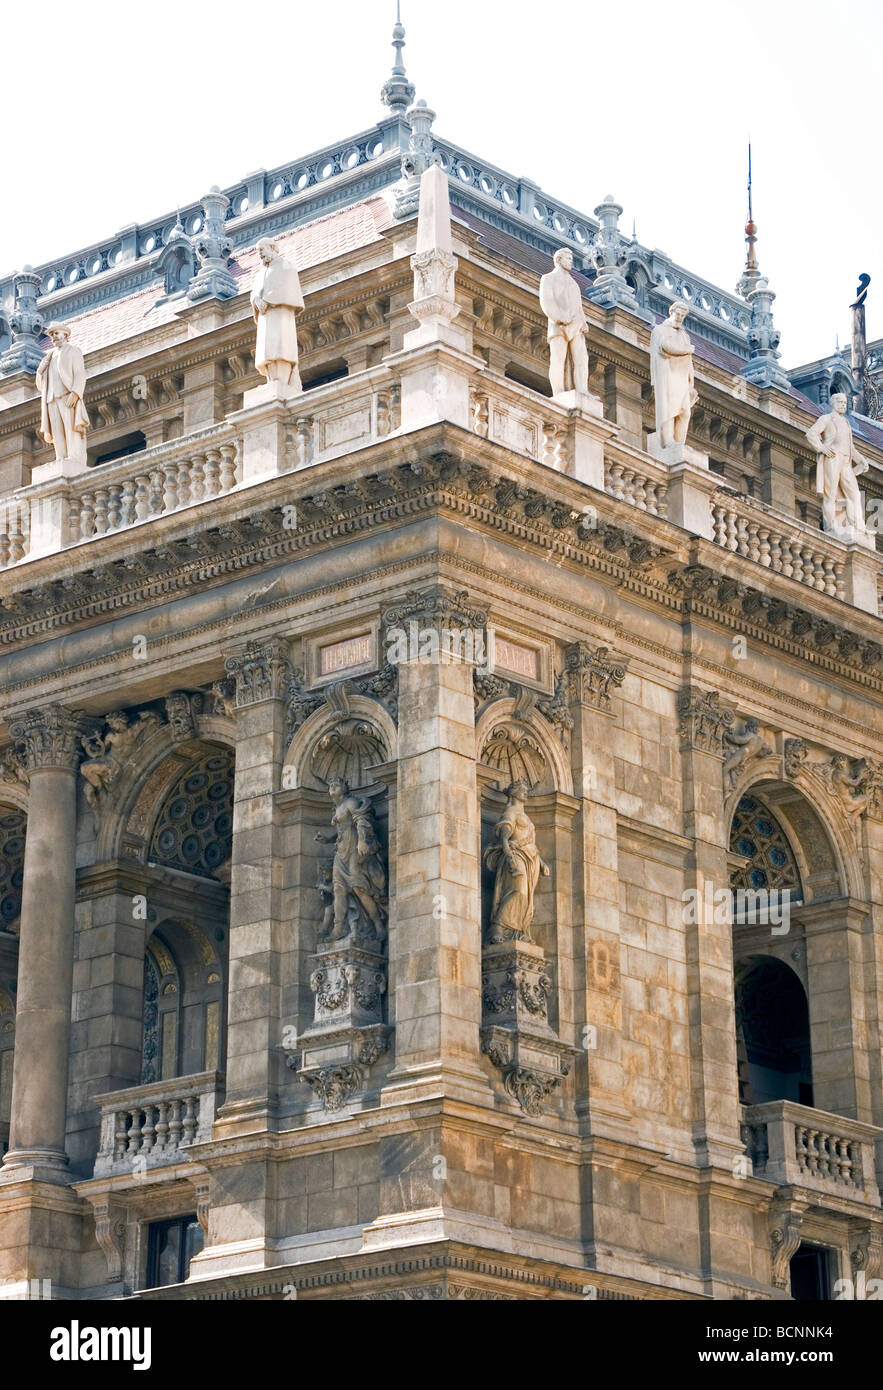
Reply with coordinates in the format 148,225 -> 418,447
92,1070 -> 222,1178
604,456 -> 668,517
0,361 -> 876,620
68,442 -> 240,546
0,427 -> 242,569
741,1101 -> 882,1204
712,491 -> 847,599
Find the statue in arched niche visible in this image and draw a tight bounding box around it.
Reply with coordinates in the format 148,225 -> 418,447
315,777 -> 387,942
484,780 -> 549,944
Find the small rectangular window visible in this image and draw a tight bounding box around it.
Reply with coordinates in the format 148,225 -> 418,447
790,1243 -> 831,1301
145,1215 -> 204,1289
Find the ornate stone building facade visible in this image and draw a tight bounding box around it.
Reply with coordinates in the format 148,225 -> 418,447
1,28 -> 882,1301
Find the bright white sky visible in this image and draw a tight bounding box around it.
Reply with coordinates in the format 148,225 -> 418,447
3,0 -> 879,366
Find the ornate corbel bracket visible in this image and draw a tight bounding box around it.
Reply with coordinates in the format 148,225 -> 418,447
92,1199 -> 127,1284
769,1201 -> 805,1291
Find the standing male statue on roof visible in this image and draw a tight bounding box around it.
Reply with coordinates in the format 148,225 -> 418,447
250,238 -> 304,393
805,392 -> 870,538
539,247 -> 589,397
35,322 -> 90,465
650,300 -> 698,450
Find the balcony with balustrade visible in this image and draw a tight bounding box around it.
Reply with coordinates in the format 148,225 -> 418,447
741,1101 -> 882,1207
92,1071 -> 222,1179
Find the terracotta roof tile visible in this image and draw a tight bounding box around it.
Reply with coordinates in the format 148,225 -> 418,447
53,197 -> 393,357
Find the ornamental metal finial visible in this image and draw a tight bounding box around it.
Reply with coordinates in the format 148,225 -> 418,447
736,143 -> 762,300
381,2 -> 416,115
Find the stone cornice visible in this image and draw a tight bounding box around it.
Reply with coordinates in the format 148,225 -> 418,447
0,427 -> 881,714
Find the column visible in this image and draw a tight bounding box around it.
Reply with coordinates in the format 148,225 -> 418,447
3,705 -> 88,1172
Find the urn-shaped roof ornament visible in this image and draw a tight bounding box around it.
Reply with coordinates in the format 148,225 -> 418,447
587,195 -> 639,312
395,98 -> 438,219
0,267 -> 45,376
187,187 -> 237,303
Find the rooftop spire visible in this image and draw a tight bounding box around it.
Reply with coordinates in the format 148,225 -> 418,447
381,2 -> 416,116
736,143 -> 762,300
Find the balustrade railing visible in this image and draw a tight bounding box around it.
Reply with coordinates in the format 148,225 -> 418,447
69,441 -> 240,545
93,1071 -> 222,1178
604,457 -> 667,517
741,1101 -> 881,1204
712,491 -> 846,599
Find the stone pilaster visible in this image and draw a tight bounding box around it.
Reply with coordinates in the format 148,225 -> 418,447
215,637 -> 291,1129
564,641 -> 633,1140
2,705 -> 91,1175
382,586 -> 489,1105
676,687 -> 743,1168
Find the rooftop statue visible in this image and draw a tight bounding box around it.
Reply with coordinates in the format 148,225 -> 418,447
250,238 -> 304,395
650,301 -> 698,450
539,248 -> 589,398
805,393 -> 870,540
35,322 -> 89,465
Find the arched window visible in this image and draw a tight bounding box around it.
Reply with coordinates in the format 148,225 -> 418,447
735,957 -> 813,1106
729,794 -> 802,914
141,922 -> 226,1083
149,751 -> 233,878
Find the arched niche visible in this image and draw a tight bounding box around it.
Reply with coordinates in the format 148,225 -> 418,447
725,768 -> 855,904
474,697 -> 573,799
476,701 -> 577,1003
282,692 -> 396,792
727,776 -> 867,1120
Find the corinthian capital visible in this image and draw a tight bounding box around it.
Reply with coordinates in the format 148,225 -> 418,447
224,638 -> 293,708
8,704 -> 93,772
563,642 -> 628,712
677,688 -> 736,755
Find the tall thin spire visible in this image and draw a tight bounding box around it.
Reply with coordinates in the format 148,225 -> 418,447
381,2 -> 416,115
736,143 -> 762,300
